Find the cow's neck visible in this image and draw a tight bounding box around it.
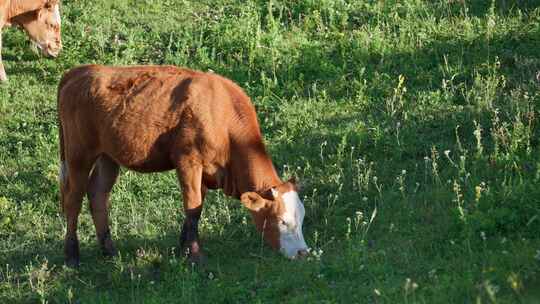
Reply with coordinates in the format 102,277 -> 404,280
226,139 -> 281,198
9,0 -> 42,20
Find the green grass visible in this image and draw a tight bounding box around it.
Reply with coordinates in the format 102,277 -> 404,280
1,0 -> 540,302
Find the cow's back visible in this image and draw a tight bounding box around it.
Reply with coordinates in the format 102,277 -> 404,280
58,65 -> 257,174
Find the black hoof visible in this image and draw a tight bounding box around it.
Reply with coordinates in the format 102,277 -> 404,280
98,230 -> 117,258
65,257 -> 80,268
101,244 -> 118,258
180,242 -> 207,267
186,252 -> 208,267
65,236 -> 80,268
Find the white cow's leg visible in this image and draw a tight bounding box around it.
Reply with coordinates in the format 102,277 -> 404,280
0,30 -> 7,82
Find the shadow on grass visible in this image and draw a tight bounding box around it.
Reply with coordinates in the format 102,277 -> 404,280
255,15 -> 540,162
197,15 -> 540,122
465,0 -> 540,17
0,216 -> 303,303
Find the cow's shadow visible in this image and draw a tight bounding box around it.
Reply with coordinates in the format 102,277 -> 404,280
0,211 -> 283,298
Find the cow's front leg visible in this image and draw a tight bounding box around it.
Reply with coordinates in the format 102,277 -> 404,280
176,161 -> 206,264
0,30 -> 7,82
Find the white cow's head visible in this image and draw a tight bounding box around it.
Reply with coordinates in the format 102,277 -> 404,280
241,178 -> 309,259
12,0 -> 62,57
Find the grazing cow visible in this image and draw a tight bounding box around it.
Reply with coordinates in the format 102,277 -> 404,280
58,65 -> 309,267
0,0 -> 62,82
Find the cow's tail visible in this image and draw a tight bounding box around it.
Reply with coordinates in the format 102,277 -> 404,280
58,120 -> 67,214
58,84 -> 68,215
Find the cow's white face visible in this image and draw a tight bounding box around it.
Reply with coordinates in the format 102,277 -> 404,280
240,180 -> 309,259
276,189 -> 308,258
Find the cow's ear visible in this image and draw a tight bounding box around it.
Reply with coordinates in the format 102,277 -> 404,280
240,192 -> 267,212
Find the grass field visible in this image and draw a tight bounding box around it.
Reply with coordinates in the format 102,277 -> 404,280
1,0 -> 540,302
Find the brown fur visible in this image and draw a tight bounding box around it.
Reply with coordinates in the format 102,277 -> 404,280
0,0 -> 61,81
58,65 -> 295,265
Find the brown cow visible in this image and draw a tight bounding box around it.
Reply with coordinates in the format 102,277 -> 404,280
0,0 -> 62,82
58,65 -> 309,267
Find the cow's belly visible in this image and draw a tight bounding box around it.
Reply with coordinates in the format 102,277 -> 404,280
108,147 -> 175,173
101,128 -> 176,173
123,158 -> 175,173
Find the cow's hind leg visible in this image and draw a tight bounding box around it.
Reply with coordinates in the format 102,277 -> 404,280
87,155 -> 119,258
63,157 -> 95,267
176,161 -> 206,264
